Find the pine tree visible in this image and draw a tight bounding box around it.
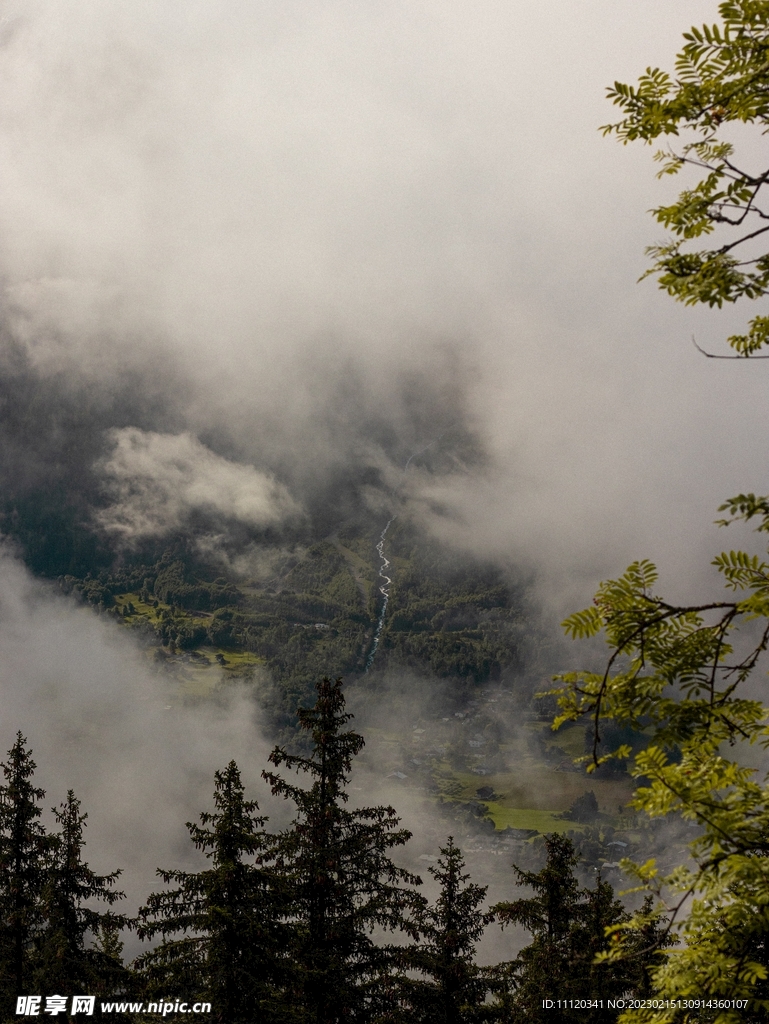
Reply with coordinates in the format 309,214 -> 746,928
493,833 -> 581,1020
135,761 -> 279,1024
568,876 -> 632,1006
608,894 -> 672,1000
33,790 -> 129,996
264,677 -> 422,1024
91,914 -> 135,1001
404,837 -> 496,1024
493,834 -> 631,1024
0,733 -> 51,1010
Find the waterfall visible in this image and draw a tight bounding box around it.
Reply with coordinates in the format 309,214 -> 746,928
364,517 -> 395,673
363,430 -> 450,672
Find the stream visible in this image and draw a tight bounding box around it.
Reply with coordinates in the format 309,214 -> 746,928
364,433 -> 449,673
364,517 -> 395,673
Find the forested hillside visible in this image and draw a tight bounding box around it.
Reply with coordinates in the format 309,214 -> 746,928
55,514 -> 529,731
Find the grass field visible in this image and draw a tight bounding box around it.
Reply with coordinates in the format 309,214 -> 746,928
413,757 -> 635,835
482,806 -> 583,834
549,722 -> 588,758
450,769 -> 633,815
112,592 -> 265,696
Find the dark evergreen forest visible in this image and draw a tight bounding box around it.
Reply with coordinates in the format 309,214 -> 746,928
0,680 -> 664,1024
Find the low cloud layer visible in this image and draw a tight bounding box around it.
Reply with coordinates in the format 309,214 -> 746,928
0,0 -> 753,614
96,427 -> 299,541
0,545 -> 284,952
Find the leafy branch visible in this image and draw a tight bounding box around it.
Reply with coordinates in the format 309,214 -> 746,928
552,493 -> 769,1019
603,1 -> 769,354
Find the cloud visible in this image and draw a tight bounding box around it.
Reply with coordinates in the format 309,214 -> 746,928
0,543 -> 287,953
0,3 -> 758,617
96,427 -> 300,541
0,2 -> 744,591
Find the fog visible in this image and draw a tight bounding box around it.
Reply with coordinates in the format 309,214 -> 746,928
0,0 -> 766,965
96,427 -> 300,541
0,545 -> 288,955
1,0 -> 765,600
0,548 -> 530,961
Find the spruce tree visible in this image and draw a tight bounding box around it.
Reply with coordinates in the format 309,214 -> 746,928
611,894 -> 672,1000
404,837 -> 496,1024
264,677 -> 422,1024
493,833 -> 581,1021
91,914 -> 135,1002
493,834 -> 631,1024
0,733 -> 51,1010
33,790 -> 129,996
135,761 -> 279,1024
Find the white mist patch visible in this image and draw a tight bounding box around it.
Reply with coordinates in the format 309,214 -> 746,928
97,427 -> 299,541
0,544 -> 283,948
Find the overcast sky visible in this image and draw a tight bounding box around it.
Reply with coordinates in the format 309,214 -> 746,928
1,0 -> 763,613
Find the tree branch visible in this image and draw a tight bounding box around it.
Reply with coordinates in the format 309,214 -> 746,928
691,336 -> 769,358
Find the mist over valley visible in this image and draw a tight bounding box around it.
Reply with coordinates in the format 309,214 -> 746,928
0,0 -> 767,1013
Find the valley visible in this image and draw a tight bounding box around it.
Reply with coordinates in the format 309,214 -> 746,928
56,514 -> 639,858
